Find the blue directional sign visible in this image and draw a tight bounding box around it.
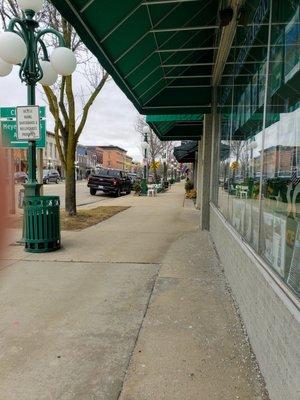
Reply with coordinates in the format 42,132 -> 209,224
0,106 -> 46,148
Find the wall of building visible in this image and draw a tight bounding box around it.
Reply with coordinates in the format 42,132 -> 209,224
125,156 -> 133,172
101,148 -> 126,170
43,132 -> 65,177
13,149 -> 27,171
210,205 -> 300,400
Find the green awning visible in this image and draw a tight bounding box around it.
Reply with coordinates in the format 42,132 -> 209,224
220,143 -> 230,160
50,0 -> 219,115
146,114 -> 203,141
174,140 -> 198,163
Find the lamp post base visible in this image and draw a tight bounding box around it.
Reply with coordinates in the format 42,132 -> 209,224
140,179 -> 148,196
24,182 -> 42,198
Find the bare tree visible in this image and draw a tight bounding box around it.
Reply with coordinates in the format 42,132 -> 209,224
224,140 -> 247,182
0,0 -> 109,215
135,115 -> 175,182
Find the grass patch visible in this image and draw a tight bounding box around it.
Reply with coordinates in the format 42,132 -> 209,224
6,206 -> 130,231
60,206 -> 129,231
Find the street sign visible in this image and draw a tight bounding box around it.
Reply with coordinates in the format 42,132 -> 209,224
16,106 -> 41,140
0,106 -> 46,148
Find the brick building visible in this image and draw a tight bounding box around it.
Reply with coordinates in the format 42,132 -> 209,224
98,146 -> 127,170
125,155 -> 133,172
85,146 -> 104,166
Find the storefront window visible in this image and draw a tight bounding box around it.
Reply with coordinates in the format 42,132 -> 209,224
216,0 -> 299,296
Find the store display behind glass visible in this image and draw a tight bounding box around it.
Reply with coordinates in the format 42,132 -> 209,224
216,0 -> 300,296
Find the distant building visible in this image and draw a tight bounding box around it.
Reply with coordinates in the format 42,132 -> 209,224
125,155 -> 133,172
253,145 -> 297,179
75,145 -> 135,174
85,146 -> 104,166
12,131 -> 64,176
43,131 -> 64,177
76,144 -> 98,180
131,161 -> 142,175
13,149 -> 27,172
98,145 -> 127,170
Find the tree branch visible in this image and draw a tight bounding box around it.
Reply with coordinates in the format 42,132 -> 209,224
75,72 -> 109,141
58,76 -> 69,126
43,85 -> 67,169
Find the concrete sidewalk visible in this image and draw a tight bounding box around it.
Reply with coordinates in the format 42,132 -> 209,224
0,183 -> 268,400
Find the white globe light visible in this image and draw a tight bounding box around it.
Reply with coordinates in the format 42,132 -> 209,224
141,141 -> 150,152
50,47 -> 77,76
248,141 -> 258,150
0,32 -> 27,65
18,0 -> 43,13
143,125 -> 151,135
0,58 -> 13,77
38,60 -> 58,86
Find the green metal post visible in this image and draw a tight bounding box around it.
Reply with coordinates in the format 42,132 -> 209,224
140,133 -> 149,196
24,16 -> 41,198
163,162 -> 167,182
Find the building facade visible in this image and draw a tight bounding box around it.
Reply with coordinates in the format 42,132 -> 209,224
50,1 -> 300,398
11,132 -> 64,176
43,131 -> 64,177
85,146 -> 104,166
99,146 -> 127,170
75,144 -> 98,180
125,155 -> 133,172
13,149 -> 27,172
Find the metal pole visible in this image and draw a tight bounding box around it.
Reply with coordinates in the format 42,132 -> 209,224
27,85 -> 37,184
144,147 -> 147,180
258,0 -> 273,254
24,16 -> 41,198
141,132 -> 148,195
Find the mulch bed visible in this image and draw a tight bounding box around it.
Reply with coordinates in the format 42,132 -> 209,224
6,206 -> 130,231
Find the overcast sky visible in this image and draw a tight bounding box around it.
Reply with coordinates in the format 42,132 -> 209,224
0,67 -> 143,162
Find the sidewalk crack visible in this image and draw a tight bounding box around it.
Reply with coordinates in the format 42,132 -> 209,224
117,263 -> 161,400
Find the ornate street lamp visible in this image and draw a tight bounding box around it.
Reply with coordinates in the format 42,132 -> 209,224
141,125 -> 150,195
171,165 -> 174,183
0,0 -> 76,253
161,151 -> 167,187
0,0 -> 76,198
248,140 -> 258,178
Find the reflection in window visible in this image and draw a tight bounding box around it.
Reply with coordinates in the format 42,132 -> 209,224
216,1 -> 299,296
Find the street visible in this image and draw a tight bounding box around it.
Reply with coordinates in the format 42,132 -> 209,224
14,180 -> 120,210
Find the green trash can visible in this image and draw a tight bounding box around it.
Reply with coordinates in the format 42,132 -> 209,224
23,196 -> 61,253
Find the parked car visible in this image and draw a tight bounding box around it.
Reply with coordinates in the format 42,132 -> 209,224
14,171 -> 28,184
43,169 -> 60,184
88,168 -> 132,197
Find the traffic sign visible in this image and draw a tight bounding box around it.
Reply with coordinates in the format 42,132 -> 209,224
0,106 -> 46,148
17,106 -> 41,140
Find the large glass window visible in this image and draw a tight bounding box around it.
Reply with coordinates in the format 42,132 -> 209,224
216,0 -> 300,296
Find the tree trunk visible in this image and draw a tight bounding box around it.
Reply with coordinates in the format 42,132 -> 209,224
65,157 -> 76,216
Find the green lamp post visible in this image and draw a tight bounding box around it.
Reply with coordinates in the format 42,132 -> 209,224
0,0 -> 77,252
140,125 -> 150,196
0,0 -> 76,198
162,151 -> 167,188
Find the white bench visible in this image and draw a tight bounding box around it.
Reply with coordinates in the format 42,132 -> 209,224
147,184 -> 156,197
236,185 -> 249,199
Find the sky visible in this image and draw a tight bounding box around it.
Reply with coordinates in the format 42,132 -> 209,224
0,67 -> 143,162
